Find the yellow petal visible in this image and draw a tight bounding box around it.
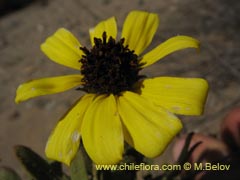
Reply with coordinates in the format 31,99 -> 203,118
81,94 -> 124,165
41,28 -> 83,70
121,11 -> 159,55
89,17 -> 117,46
140,77 -> 209,115
118,91 -> 182,158
45,94 -> 95,166
141,36 -> 200,67
15,74 -> 83,103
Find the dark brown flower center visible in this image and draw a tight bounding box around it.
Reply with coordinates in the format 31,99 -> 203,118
79,32 -> 144,95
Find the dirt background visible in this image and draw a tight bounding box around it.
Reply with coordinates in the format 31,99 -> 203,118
0,0 -> 240,179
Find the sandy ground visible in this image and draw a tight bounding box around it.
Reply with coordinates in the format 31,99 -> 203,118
0,0 -> 240,179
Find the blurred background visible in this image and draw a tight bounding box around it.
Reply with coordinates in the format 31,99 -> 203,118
0,0 -> 240,179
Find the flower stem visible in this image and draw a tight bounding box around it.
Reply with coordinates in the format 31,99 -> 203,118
70,148 -> 89,180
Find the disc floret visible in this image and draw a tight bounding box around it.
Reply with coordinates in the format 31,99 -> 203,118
80,32 -> 143,95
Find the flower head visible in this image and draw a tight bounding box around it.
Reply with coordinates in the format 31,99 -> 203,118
15,11 -> 208,165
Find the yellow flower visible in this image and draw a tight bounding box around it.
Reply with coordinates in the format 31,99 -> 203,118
15,11 -> 208,165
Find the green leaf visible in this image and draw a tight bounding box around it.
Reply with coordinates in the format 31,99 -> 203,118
15,145 -> 69,180
159,132 -> 202,180
0,167 -> 21,180
177,132 -> 202,165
